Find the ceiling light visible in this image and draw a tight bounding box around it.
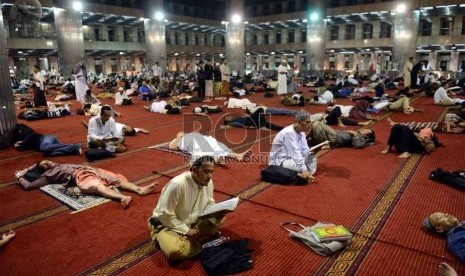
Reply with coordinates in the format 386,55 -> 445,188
119,52 -> 124,55
231,14 -> 241,24
72,1 -> 83,12
396,3 -> 407,14
18,51 -> 23,54
155,11 -> 164,21
174,53 -> 178,56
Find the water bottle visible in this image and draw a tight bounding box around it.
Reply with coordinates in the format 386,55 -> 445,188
202,236 -> 230,249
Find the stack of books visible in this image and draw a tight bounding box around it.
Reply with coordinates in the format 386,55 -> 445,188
310,225 -> 353,242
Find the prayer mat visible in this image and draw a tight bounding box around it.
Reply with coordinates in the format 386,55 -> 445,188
150,142 -> 191,158
39,184 -> 118,211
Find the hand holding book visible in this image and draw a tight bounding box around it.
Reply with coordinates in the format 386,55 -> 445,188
199,197 -> 239,218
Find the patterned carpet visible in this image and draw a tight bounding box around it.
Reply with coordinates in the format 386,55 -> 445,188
1,87 -> 464,276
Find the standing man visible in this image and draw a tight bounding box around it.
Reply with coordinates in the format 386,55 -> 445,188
269,112 -> 317,182
152,61 -> 162,84
219,58 -> 231,96
403,57 -> 414,88
204,59 -> 214,101
411,60 -> 425,89
148,155 -> 225,261
30,65 -> 47,107
73,62 -> 89,103
213,62 -> 222,96
277,59 -> 289,97
87,105 -> 125,152
197,60 -> 206,99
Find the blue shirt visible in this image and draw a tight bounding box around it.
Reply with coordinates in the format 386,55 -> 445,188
447,224 -> 465,263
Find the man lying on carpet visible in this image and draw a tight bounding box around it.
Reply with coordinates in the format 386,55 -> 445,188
269,112 -> 317,182
168,131 -> 251,163
308,121 -> 376,148
87,105 -> 126,153
381,124 -> 439,158
14,132 -> 82,156
424,212 -> 465,264
15,160 -> 158,208
148,155 -> 225,261
223,107 -> 284,131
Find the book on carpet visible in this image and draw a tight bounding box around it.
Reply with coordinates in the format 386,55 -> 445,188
310,225 -> 352,242
309,141 -> 330,152
200,197 -> 239,218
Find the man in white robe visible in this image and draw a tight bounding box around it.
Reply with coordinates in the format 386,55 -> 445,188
73,62 -> 89,103
277,60 -> 289,95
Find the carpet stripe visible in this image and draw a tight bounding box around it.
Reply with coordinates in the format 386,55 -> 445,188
0,205 -> 69,233
318,154 -> 422,275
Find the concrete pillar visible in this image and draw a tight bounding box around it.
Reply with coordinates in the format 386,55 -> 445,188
295,54 -> 302,70
449,51 -> 459,72
281,29 -> 288,44
48,56 -> 59,73
353,53 -> 361,72
256,31 -> 263,45
245,32 -> 252,46
225,0 -> 245,74
294,28 -> 301,44
188,32 -> 195,46
431,16 -> 440,36
336,53 -> 345,71
392,9 -> 419,73
144,0 -> 167,73
99,25 -> 109,41
355,22 -> 363,40
269,30 -> 276,44
339,24 -> 346,41
428,51 -> 438,70
129,27 -> 138,43
54,5 -> 85,79
116,25 -> 124,42
206,34 -> 213,46
103,57 -> 112,74
269,55 -> 276,69
0,0 -> 16,148
85,56 -> 95,74
306,0 -> 326,75
453,15 -> 463,35
373,21 -> 381,38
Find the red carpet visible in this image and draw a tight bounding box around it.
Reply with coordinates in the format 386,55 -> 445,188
1,87 -> 464,275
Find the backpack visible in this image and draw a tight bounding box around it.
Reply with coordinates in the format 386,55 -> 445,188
352,134 -> 368,149
85,148 -> 115,161
429,168 -> 465,190
13,123 -> 35,142
261,165 -> 308,185
201,239 -> 253,276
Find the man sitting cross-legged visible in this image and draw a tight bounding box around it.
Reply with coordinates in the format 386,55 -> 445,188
269,112 -> 317,182
147,155 -> 226,261
15,160 -> 158,208
87,105 -> 126,152
168,131 -> 251,164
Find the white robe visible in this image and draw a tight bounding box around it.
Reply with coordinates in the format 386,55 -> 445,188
277,64 -> 288,95
74,68 -> 89,103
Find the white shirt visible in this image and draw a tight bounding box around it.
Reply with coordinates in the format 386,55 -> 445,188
269,125 -> 310,172
115,91 -> 130,105
227,98 -> 254,109
152,65 -> 162,77
319,90 -> 334,104
434,87 -> 452,104
335,105 -> 353,117
149,101 -> 167,113
220,64 -> 231,82
115,122 -> 139,137
87,115 -> 120,142
151,171 -> 215,234
33,72 -> 45,90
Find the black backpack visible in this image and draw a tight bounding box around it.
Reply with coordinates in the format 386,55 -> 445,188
201,239 -> 253,276
13,123 -> 35,142
430,168 -> 465,190
261,165 -> 308,185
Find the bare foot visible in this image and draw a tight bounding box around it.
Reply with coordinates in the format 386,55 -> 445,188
359,120 -> 373,126
439,262 -> 458,276
120,195 -> 132,208
78,148 -> 83,156
337,124 -> 347,128
381,147 -> 390,154
403,110 -> 412,115
387,117 -> 396,126
237,149 -> 252,162
137,183 -> 158,195
398,152 -> 411,158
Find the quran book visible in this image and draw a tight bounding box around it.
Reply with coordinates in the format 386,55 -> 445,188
309,141 -> 330,152
310,225 -> 353,242
200,197 -> 239,218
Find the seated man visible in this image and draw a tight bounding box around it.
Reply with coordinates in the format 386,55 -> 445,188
309,121 -> 376,148
82,89 -> 101,106
269,112 -> 316,182
168,132 -> 251,163
87,105 -> 125,152
434,80 -> 465,106
115,87 -> 133,106
139,80 -> 154,101
424,212 -> 464,264
147,155 -> 226,261
15,160 -> 157,208
223,107 -> 284,131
